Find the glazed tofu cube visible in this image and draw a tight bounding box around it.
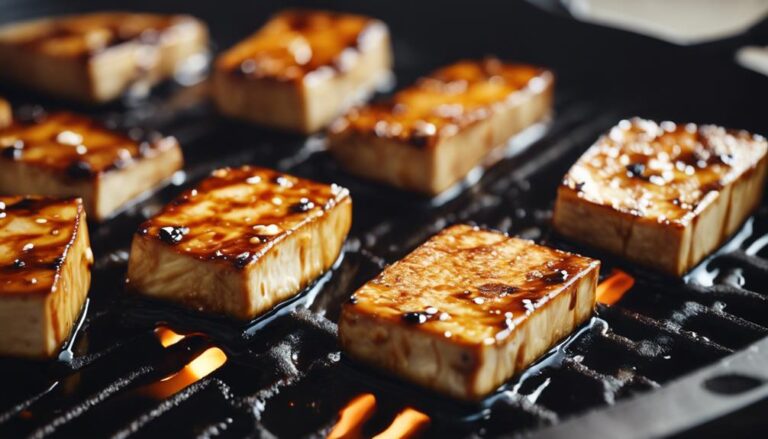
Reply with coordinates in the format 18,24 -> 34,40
0,97 -> 9,128
553,118 -> 768,276
126,166 -> 352,320
0,196 -> 92,358
328,59 -> 553,195
0,12 -> 208,103
339,224 -> 599,400
0,111 -> 184,221
213,9 -> 392,133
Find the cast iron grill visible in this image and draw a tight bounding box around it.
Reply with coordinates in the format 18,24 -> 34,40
0,82 -> 765,438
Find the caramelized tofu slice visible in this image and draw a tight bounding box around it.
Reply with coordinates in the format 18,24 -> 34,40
126,166 -> 352,320
213,9 -> 392,133
339,224 -> 599,400
0,111 -> 183,221
328,59 -> 553,195
0,196 -> 92,358
553,118 -> 768,276
0,97 -> 9,128
0,12 -> 208,103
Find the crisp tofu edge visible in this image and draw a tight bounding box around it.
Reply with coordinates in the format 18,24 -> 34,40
126,196 -> 352,320
553,154 -> 768,276
0,140 -> 183,221
327,72 -> 553,195
0,201 -> 91,358
212,22 -> 392,133
339,234 -> 599,401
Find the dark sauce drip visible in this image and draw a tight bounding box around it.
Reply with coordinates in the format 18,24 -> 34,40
158,226 -> 188,245
289,198 -> 316,213
401,307 -> 440,325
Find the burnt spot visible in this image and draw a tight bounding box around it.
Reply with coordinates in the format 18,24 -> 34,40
573,181 -> 585,192
402,312 -> 428,325
1,141 -> 24,160
542,269 -> 569,284
66,160 -> 94,179
234,252 -> 252,268
158,226 -> 188,244
48,256 -> 65,270
12,259 -> 26,269
290,198 -> 316,213
347,294 -> 358,305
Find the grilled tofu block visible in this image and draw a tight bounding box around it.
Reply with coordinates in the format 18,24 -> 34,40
213,9 -> 392,133
0,111 -> 183,221
0,196 -> 92,358
0,97 -> 9,129
126,166 -> 352,320
339,224 -> 599,400
0,12 -> 208,103
328,59 -> 553,195
553,118 -> 768,276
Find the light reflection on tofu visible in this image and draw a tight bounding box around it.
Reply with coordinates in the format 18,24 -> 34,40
328,58 -> 553,195
339,224 -> 599,400
0,13 -> 209,102
213,9 -> 393,133
554,118 -> 767,275
126,166 -> 352,320
0,196 -> 92,358
0,111 -> 183,221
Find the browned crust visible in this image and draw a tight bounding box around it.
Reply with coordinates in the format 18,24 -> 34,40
0,196 -> 86,297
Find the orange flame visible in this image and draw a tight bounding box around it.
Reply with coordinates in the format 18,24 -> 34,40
144,347 -> 227,398
145,326 -> 227,398
372,407 -> 430,439
596,269 -> 635,306
327,393 -> 377,439
155,327 -> 185,347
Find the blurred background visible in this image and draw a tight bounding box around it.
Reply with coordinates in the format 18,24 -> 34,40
1,0 -> 767,134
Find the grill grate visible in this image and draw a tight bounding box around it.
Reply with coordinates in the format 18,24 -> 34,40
0,24 -> 767,439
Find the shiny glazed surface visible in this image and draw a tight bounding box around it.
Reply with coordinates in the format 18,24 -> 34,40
0,196 -> 83,295
0,12 -> 197,59
137,166 -> 350,269
216,9 -> 385,83
561,118 -> 768,225
0,111 -> 178,179
330,59 -> 552,148
344,224 -> 599,345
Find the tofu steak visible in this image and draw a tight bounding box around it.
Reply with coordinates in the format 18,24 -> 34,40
0,12 -> 208,103
127,166 -> 352,320
0,111 -> 183,221
328,58 -> 553,195
554,118 -> 768,276
0,196 -> 92,358
339,224 -> 599,400
213,9 -> 392,133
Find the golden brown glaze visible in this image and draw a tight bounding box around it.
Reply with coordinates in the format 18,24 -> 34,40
344,224 -> 599,345
561,118 -> 768,226
0,196 -> 84,295
137,166 -> 350,268
0,12 -> 195,59
216,9 -> 385,83
0,111 -> 177,179
330,58 -> 552,148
